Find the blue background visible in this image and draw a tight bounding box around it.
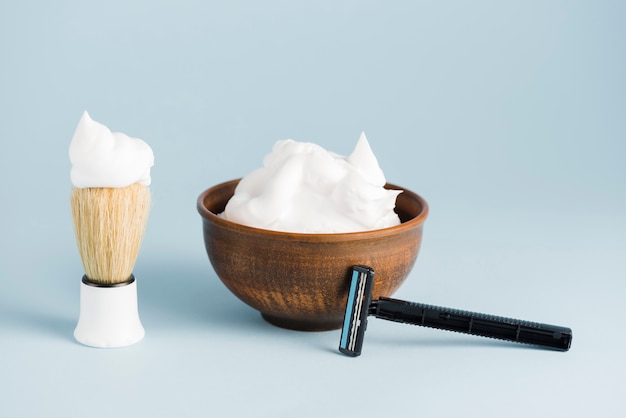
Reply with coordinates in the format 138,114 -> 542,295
1,1 -> 624,417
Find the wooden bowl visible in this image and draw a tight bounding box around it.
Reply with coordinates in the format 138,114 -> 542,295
197,179 -> 428,331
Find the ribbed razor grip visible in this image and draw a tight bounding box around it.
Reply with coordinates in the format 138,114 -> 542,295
372,297 -> 572,351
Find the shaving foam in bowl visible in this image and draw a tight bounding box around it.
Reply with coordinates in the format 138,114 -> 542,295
197,179 -> 428,331
220,133 -> 401,233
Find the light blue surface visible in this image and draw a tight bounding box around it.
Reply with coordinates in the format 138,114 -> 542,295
1,1 -> 625,417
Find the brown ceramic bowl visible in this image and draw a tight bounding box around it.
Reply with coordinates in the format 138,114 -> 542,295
197,179 -> 428,331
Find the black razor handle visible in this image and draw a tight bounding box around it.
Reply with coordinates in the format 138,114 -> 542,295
371,297 -> 572,351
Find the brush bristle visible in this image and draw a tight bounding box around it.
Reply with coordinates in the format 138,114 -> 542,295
71,183 -> 151,285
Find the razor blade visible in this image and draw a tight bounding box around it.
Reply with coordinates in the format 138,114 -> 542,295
338,265 -> 375,357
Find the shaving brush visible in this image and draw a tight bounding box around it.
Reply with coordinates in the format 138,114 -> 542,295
69,111 -> 153,348
71,183 -> 151,347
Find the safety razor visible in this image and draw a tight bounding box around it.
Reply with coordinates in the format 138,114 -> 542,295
339,265 -> 573,357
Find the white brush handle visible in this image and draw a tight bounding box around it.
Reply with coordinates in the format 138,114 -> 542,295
74,277 -> 145,348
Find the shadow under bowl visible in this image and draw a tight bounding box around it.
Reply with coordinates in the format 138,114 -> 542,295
197,179 -> 428,331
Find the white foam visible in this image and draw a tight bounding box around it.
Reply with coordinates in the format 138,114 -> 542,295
69,111 -> 154,188
221,132 -> 401,233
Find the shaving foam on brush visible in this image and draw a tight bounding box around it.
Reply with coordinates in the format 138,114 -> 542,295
69,112 -> 154,348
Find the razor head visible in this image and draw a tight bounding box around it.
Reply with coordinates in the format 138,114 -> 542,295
339,265 -> 375,357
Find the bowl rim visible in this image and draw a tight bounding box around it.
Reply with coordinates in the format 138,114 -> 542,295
197,178 -> 429,241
